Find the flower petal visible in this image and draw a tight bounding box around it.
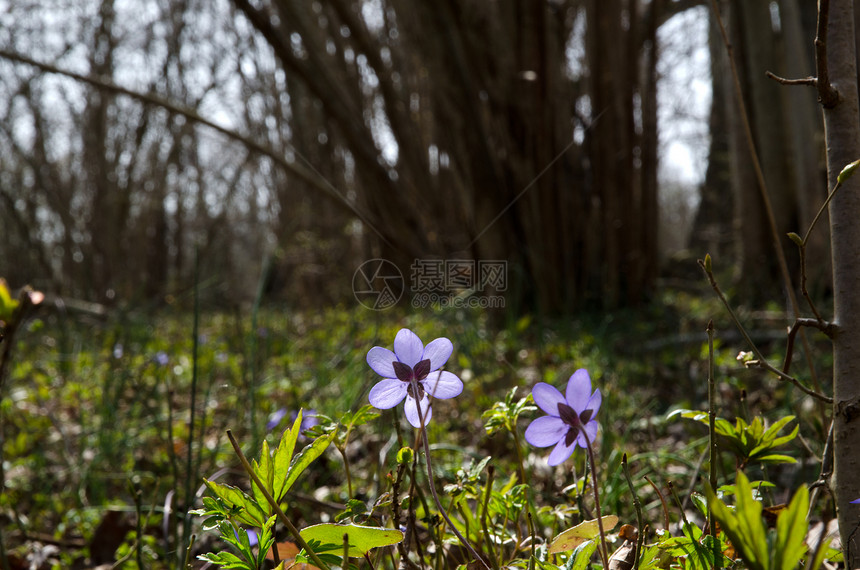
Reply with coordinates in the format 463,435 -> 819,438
423,337 -> 453,371
367,346 -> 397,378
566,369 -> 592,411
547,438 -> 577,466
532,382 -> 565,416
404,394 -> 432,428
422,370 -> 463,399
524,416 -> 567,447
584,389 -> 602,418
368,379 -> 408,409
394,329 -> 424,367
576,420 -> 599,449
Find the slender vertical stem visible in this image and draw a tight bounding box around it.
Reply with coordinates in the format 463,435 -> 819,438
183,534 -> 196,570
621,454 -> 644,570
180,248 -> 201,567
248,255 -> 271,450
480,465 -> 499,569
581,430 -> 609,568
343,532 -> 350,570
512,425 -> 542,542
411,375 -> 490,570
707,320 -> 719,569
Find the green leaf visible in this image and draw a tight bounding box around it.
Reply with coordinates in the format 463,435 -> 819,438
772,484 -> 809,570
568,539 -> 597,570
756,416 -> 796,445
690,492 -> 708,520
273,410 -> 304,502
342,405 -> 381,429
753,454 -> 797,465
707,471 -> 768,570
198,551 -> 249,569
548,515 -> 618,553
251,440 -> 273,513
255,516 -> 279,569
281,427 -> 337,498
203,479 -> 267,527
299,523 -> 404,557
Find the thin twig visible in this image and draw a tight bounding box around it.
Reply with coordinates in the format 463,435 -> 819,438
707,0 -> 824,397
765,72 -> 816,86
808,421 -> 835,517
621,454 -> 644,570
794,174 -> 850,321
667,481 -> 689,526
796,245 -> 826,323
782,318 -> 835,374
698,258 -> 832,403
644,476 -> 670,531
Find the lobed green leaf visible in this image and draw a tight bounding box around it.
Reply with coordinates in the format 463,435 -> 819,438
203,479 -> 267,528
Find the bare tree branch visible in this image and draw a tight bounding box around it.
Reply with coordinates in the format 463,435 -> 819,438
0,47 -> 385,237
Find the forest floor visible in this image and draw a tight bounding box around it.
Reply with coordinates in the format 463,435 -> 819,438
0,285 -> 836,569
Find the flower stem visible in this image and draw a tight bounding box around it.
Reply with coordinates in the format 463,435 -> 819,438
412,377 -> 490,570
581,431 -> 610,568
480,465 -> 500,569
621,454 -> 644,570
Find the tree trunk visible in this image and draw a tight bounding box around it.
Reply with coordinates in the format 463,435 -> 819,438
689,11 -> 735,261
824,0 -> 860,564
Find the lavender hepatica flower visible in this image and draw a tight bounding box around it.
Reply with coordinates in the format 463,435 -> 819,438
155,351 -> 169,366
266,408 -> 289,432
367,328 -> 463,428
524,369 -> 602,466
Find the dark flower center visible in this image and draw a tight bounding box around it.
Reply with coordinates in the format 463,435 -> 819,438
393,359 -> 431,400
557,403 -> 594,447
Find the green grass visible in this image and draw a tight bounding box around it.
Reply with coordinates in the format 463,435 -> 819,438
0,291 -> 835,568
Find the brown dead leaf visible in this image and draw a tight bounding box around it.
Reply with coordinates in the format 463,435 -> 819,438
265,541 -> 320,569
618,524 -> 638,542
608,539 -> 636,570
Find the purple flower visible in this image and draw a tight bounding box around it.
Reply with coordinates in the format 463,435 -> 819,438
367,328 -> 463,428
234,528 -> 258,547
155,351 -> 169,366
267,408 -> 319,433
851,498 -> 860,504
524,369 -> 602,466
293,409 -> 319,432
266,408 -> 289,432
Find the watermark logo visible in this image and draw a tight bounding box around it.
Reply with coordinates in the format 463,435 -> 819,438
353,258 -> 506,310
352,259 -> 405,310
